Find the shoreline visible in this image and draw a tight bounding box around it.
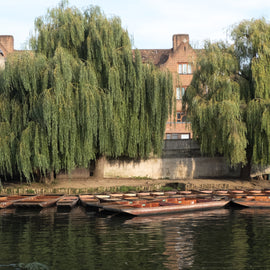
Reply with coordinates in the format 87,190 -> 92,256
1,177 -> 270,195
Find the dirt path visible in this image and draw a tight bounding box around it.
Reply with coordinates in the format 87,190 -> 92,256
13,177 -> 270,190
2,177 -> 270,194
48,177 -> 270,190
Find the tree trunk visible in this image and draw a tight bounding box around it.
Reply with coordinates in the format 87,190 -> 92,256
41,170 -> 54,184
240,147 -> 252,180
240,162 -> 251,180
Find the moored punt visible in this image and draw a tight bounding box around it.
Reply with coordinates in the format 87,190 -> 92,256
231,194 -> 270,208
79,195 -> 100,210
101,197 -> 229,216
109,193 -> 124,198
56,195 -> 79,209
136,192 -> 151,197
247,190 -> 262,195
178,191 -> 193,195
13,195 -> 63,208
150,192 -> 164,196
0,195 -> 33,209
214,190 -> 229,196
191,190 -> 213,197
228,190 -> 247,199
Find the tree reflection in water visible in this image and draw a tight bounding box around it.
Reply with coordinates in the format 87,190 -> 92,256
1,207 -> 270,269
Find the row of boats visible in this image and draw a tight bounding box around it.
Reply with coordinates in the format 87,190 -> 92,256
1,189 -> 270,216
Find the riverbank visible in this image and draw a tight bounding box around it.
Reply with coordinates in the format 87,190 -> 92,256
1,177 -> 270,195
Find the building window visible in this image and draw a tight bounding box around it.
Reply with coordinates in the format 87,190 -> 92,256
176,87 -> 186,100
177,112 -> 181,122
176,111 -> 187,123
165,133 -> 190,140
178,63 -> 192,74
176,88 -> 180,100
180,133 -> 190,139
188,64 -> 192,74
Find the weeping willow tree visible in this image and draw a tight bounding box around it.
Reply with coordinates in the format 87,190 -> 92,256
183,18 -> 270,178
0,1 -> 173,182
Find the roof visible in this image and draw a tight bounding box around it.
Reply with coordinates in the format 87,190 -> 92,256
137,49 -> 171,66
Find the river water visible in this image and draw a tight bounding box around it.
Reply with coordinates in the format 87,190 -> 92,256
0,207 -> 270,270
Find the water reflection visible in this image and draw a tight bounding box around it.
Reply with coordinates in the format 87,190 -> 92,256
1,207 -> 270,270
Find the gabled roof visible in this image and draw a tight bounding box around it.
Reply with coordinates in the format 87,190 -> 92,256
138,49 -> 171,66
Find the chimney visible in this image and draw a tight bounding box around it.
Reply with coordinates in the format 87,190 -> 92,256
0,35 -> 14,56
173,34 -> 189,52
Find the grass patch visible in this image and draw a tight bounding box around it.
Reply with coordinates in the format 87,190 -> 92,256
160,186 -> 174,191
117,186 -> 136,193
132,176 -> 152,180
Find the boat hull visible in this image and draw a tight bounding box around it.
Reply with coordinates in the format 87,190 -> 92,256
0,196 -> 33,209
102,200 -> 229,216
230,200 -> 270,208
56,196 -> 79,208
79,195 -> 100,210
13,195 -> 62,208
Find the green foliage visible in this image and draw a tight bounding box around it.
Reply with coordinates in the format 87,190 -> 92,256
0,1 -> 173,182
184,18 -> 270,169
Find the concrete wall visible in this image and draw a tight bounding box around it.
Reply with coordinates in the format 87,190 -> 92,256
54,139 -> 240,180
56,168 -> 91,179
96,156 -> 240,179
251,165 -> 270,178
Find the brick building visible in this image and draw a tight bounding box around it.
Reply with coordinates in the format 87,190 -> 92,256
139,34 -> 196,140
0,34 -> 196,140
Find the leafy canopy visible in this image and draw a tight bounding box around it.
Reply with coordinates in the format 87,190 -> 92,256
0,1 -> 173,182
183,18 -> 270,169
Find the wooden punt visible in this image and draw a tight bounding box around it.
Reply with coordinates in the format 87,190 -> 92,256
178,191 -> 193,195
0,195 -> 33,209
95,194 -> 110,200
13,195 -> 63,208
109,193 -> 124,198
191,190 -> 213,198
247,190 -> 262,195
56,195 -> 79,208
164,191 -> 177,196
150,192 -> 164,196
137,192 -> 151,197
231,194 -> 270,208
101,197 -> 229,216
214,190 -> 229,196
228,190 -> 247,199
79,195 -> 100,209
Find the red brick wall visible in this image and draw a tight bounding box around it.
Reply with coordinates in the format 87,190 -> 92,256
0,35 -> 14,56
160,34 -> 196,138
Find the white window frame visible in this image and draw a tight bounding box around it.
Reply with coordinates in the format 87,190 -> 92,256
176,87 -> 181,100
178,63 -> 192,74
188,64 -> 192,74
180,133 -> 190,140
